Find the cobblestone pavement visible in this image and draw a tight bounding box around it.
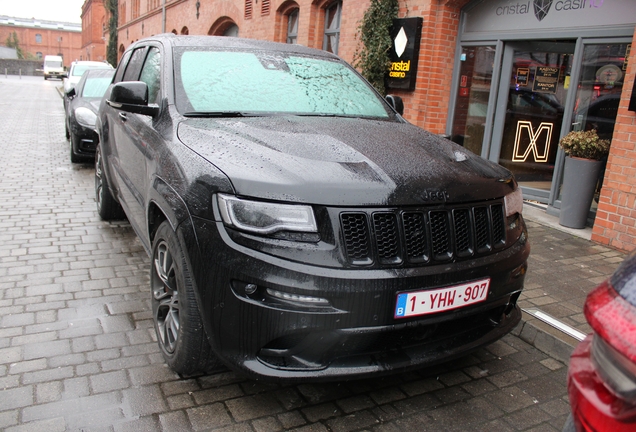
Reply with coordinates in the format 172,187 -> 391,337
518,219 -> 625,337
0,76 -> 617,431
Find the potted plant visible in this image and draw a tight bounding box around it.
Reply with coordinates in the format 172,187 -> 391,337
558,129 -> 611,229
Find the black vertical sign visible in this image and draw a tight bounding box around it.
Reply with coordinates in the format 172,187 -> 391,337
386,18 -> 423,91
629,74 -> 636,112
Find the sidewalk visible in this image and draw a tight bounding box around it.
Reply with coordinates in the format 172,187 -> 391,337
514,203 -> 626,362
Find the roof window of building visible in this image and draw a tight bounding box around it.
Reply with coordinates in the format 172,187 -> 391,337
119,2 -> 127,24
287,9 -> 299,44
132,0 -> 140,20
323,1 -> 342,55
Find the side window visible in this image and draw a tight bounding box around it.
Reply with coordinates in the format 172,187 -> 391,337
139,47 -> 161,104
122,47 -> 148,82
323,1 -> 342,54
113,49 -> 133,83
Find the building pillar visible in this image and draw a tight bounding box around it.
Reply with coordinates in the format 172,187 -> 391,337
591,27 -> 636,252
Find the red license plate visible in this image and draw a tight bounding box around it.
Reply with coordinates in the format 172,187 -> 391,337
394,278 -> 490,319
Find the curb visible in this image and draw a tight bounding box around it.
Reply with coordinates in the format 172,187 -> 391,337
512,312 -> 580,364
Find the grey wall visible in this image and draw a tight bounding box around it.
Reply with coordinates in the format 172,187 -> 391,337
0,59 -> 44,76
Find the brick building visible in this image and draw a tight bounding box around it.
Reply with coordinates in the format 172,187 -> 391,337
113,0 -> 636,252
81,0 -> 109,62
0,16 -> 82,68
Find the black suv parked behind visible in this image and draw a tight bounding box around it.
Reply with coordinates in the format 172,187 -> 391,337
96,34 -> 530,380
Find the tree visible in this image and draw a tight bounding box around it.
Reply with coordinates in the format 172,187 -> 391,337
105,0 -> 118,66
353,0 -> 398,95
6,32 -> 25,59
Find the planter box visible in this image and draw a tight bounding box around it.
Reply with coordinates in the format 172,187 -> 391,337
559,156 -> 603,229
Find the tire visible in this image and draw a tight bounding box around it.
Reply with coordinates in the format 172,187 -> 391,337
70,133 -> 82,163
44,75 -> 47,80
151,220 -> 222,377
95,145 -> 125,220
561,413 -> 576,432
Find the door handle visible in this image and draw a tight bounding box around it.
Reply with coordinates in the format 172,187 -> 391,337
119,112 -> 128,121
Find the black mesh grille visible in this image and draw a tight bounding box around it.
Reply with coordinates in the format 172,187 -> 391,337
491,204 -> 505,248
474,207 -> 490,253
430,211 -> 451,260
402,212 -> 428,263
341,213 -> 371,263
373,213 -> 401,264
340,202 -> 507,267
453,209 -> 472,257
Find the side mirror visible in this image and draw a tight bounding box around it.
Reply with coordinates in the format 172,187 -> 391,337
107,81 -> 159,117
66,87 -> 76,98
385,95 -> 404,116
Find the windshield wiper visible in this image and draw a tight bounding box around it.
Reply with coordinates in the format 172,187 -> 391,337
294,113 -> 341,117
183,111 -> 246,118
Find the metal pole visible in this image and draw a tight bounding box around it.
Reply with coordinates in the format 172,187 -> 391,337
4,68 -> 7,78
162,0 -> 166,33
19,69 -> 21,79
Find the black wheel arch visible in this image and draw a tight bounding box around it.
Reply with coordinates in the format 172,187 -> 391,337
147,177 -> 193,246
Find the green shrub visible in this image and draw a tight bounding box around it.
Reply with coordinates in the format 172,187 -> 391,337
559,130 -> 610,161
354,0 -> 398,95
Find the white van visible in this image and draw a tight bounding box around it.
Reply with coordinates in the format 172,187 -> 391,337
43,55 -> 65,80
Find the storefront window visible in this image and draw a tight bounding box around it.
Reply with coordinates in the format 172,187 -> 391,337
450,46 -> 495,156
571,44 -> 627,140
556,42 -> 629,202
498,44 -> 573,191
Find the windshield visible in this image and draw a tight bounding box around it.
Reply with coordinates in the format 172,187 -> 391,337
45,60 -> 62,68
81,76 -> 113,98
73,64 -> 110,77
174,49 -> 390,118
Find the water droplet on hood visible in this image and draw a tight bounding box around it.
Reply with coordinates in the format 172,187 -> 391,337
454,151 -> 468,162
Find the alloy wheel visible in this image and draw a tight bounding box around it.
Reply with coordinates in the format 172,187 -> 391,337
152,240 -> 180,354
95,150 -> 104,210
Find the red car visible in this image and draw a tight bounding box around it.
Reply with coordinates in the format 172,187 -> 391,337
565,251 -> 636,431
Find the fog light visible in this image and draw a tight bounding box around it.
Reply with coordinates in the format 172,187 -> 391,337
266,288 -> 329,305
245,283 -> 258,295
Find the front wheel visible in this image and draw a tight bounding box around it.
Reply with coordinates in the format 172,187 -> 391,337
94,146 -> 125,220
70,133 -> 82,163
151,221 -> 222,377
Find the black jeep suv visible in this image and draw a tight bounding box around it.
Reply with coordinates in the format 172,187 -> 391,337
96,34 -> 529,380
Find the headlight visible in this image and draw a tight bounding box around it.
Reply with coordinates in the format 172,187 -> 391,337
504,187 -> 523,217
75,107 -> 97,128
217,194 -> 318,235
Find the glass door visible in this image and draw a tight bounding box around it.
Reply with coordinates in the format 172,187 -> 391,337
554,42 -> 630,206
450,46 -> 497,158
490,41 -> 576,202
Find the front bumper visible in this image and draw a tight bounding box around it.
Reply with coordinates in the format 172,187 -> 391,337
70,122 -> 98,156
184,215 -> 529,381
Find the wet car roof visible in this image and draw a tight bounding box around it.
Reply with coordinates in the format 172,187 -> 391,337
131,34 -> 340,59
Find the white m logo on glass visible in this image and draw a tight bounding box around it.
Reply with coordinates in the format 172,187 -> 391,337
512,120 -> 553,163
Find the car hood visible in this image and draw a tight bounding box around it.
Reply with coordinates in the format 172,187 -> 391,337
177,116 -> 515,206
